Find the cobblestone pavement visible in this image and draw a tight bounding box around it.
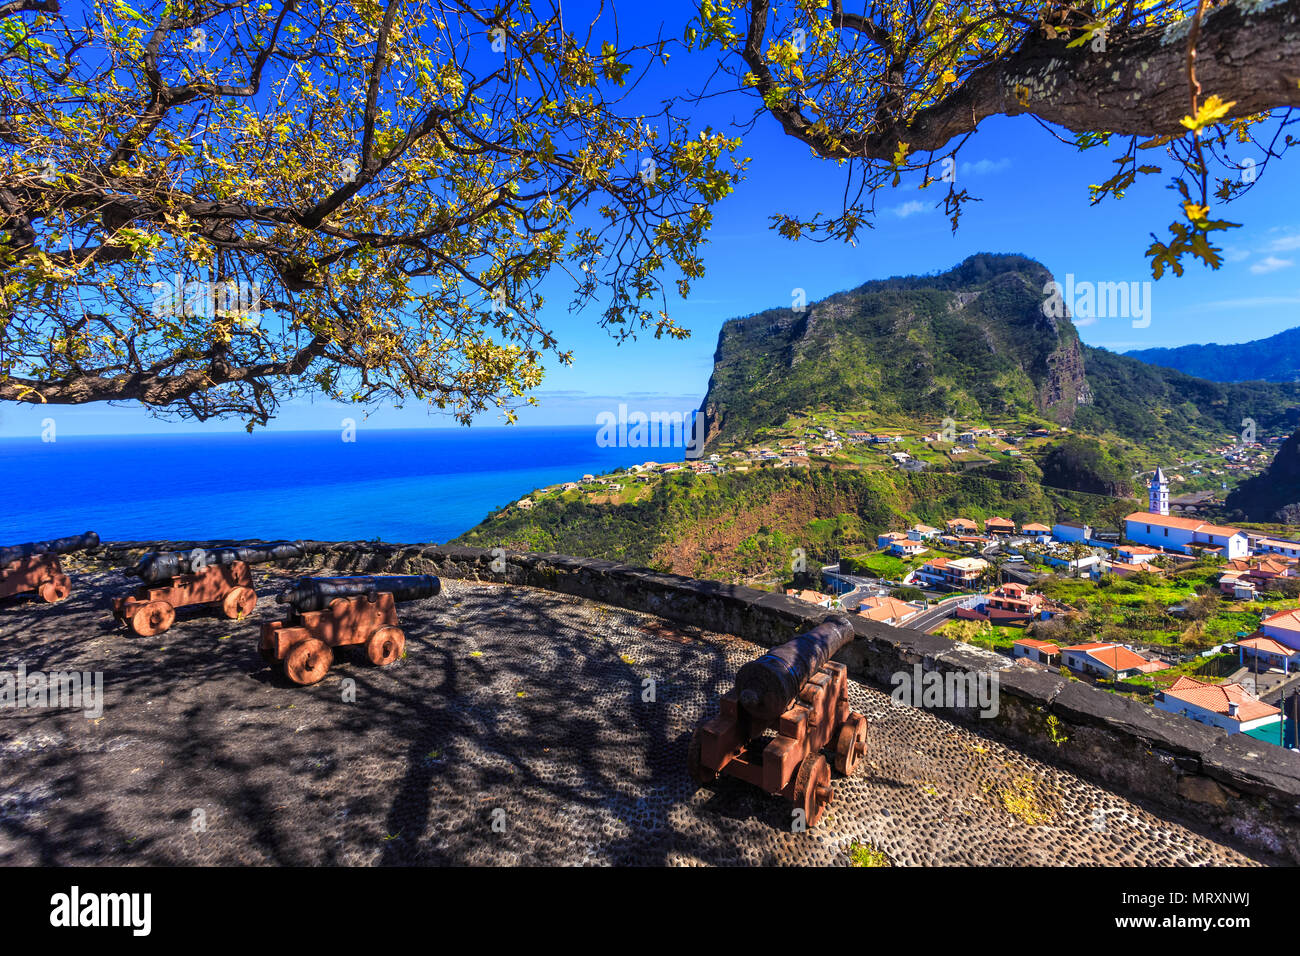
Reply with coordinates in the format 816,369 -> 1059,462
0,573 -> 1262,865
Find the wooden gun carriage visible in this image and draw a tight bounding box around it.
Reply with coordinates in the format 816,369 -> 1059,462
259,575 -> 441,685
111,541 -> 326,636
0,532 -> 99,604
688,617 -> 867,826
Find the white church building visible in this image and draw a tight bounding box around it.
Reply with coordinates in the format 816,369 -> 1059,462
1123,468 -> 1249,559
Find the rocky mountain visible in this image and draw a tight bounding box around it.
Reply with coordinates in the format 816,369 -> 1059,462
1126,326 -> 1300,383
698,253 -> 1300,452
699,254 -> 1091,448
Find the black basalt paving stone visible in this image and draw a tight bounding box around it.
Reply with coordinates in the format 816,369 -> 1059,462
0,574 -> 1265,866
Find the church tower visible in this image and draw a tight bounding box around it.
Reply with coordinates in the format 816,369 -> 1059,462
1149,467 -> 1169,516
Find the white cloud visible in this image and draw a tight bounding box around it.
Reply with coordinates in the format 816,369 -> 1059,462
1267,234 -> 1300,253
1249,256 -> 1294,275
893,200 -> 929,218
958,157 -> 1011,176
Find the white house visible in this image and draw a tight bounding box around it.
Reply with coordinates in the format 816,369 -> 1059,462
1155,676 -> 1282,736
1234,635 -> 1300,673
1251,536 -> 1300,559
857,596 -> 921,625
1060,643 -> 1149,679
1124,468 -> 1249,559
907,524 -> 939,541
1261,609 -> 1300,652
1012,638 -> 1061,666
888,539 -> 929,558
1115,545 -> 1162,565
1052,520 -> 1092,544
785,588 -> 836,609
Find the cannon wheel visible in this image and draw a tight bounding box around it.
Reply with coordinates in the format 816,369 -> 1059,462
365,625 -> 405,667
686,726 -> 719,787
221,586 -> 258,620
834,714 -> 868,776
284,638 -> 333,686
793,753 -> 832,827
130,600 -> 175,637
38,575 -> 70,603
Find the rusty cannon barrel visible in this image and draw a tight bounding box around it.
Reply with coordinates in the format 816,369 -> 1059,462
734,616 -> 856,721
275,574 -> 442,613
126,540 -> 328,584
0,531 -> 99,566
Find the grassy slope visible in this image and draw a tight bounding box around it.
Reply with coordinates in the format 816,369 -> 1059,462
455,466 -> 1133,583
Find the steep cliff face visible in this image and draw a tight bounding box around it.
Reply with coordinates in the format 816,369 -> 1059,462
1039,334 -> 1093,424
698,254 -> 1092,448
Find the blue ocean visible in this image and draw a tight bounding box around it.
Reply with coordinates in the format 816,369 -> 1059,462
0,426 -> 681,544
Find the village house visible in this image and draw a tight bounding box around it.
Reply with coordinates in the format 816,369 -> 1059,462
888,538 -> 929,558
984,516 -> 1016,535
907,524 -> 939,541
1226,556 -> 1297,588
1251,536 -> 1300,558
876,531 -> 907,549
1060,643 -> 1153,680
986,583 -> 1043,616
946,518 -> 978,535
1154,676 -> 1282,737
857,596 -> 921,625
1217,571 -> 1258,601
1115,545 -> 1163,565
915,556 -> 988,589
1259,608 -> 1300,652
785,589 -> 837,609
1051,519 -> 1092,544
1234,635 -> 1300,673
1012,638 -> 1060,666
1101,559 -> 1148,579
1020,522 -> 1051,542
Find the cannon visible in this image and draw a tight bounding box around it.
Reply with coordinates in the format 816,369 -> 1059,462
258,574 -> 441,685
687,617 -> 868,826
111,541 -> 328,637
0,532 -> 99,604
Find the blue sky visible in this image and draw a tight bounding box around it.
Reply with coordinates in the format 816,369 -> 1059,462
3,1 -> 1297,437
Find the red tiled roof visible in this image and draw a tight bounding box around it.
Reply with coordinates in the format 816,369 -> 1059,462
1065,643 -> 1150,671
1263,609 -> 1300,633
1123,511 -> 1243,538
858,597 -> 918,622
1014,638 -> 1059,652
785,589 -> 831,605
1163,676 -> 1280,723
1237,635 -> 1295,656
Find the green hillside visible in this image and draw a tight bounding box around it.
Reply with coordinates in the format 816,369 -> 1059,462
455,467 -> 1134,582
